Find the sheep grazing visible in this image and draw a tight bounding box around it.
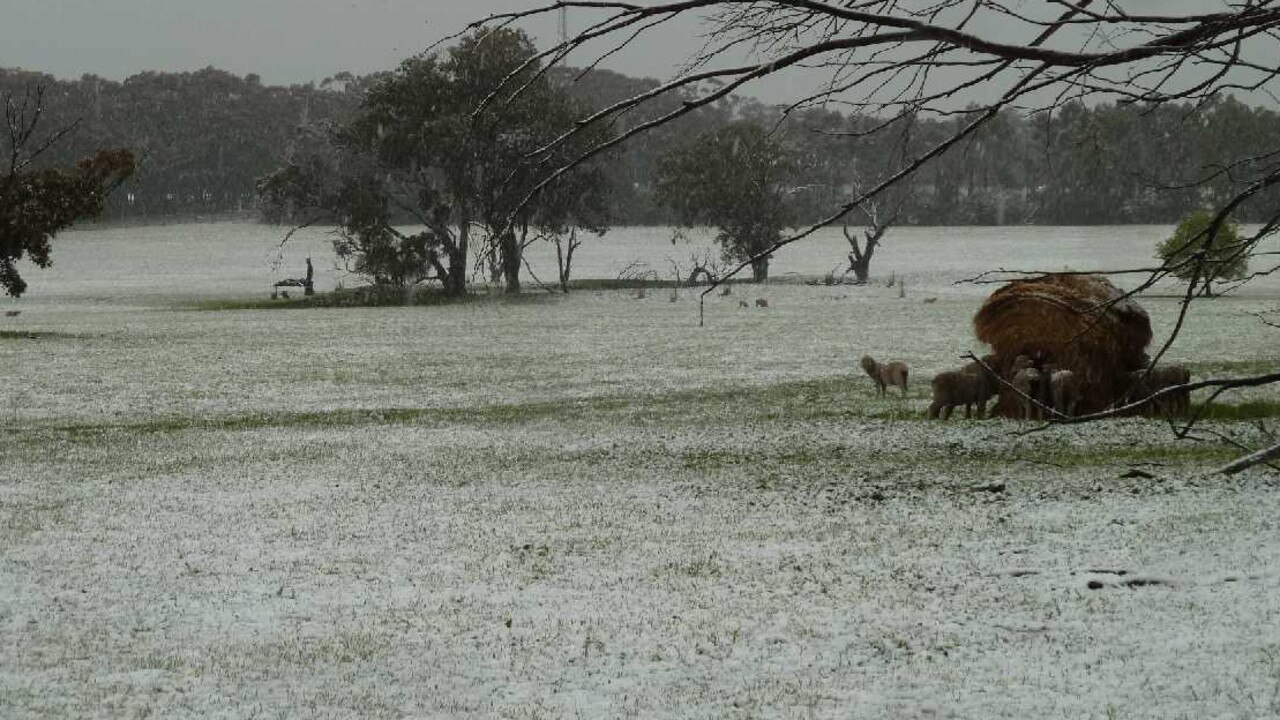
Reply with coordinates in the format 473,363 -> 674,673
975,274 -> 1152,417
1124,370 -> 1154,408
860,355 -> 909,397
1157,364 -> 1192,416
1129,364 -> 1192,416
929,364 -> 999,420
1049,369 -> 1082,417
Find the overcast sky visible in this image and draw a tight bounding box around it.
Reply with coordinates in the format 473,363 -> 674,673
0,2 -> 697,86
1,1 -> 1271,106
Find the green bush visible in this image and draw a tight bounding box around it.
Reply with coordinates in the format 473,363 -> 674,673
1155,210 -> 1248,293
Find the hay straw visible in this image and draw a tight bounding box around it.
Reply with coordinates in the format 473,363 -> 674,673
974,274 -> 1152,417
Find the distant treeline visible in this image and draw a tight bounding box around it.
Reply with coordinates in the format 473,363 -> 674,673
3,65 -> 1278,225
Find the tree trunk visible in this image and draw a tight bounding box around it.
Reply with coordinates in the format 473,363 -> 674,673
443,218 -> 469,297
555,230 -> 578,293
751,257 -> 769,282
500,230 -> 521,294
843,224 -> 881,285
303,257 -> 315,296
850,251 -> 872,285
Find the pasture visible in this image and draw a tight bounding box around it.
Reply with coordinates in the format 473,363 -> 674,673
2,223 -> 1279,718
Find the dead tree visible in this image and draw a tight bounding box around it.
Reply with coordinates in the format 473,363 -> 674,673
843,188 -> 904,285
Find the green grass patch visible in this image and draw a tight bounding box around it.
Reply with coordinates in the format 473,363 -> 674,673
1186,359 -> 1279,377
1030,442 -> 1238,467
0,329 -> 81,340
1,375 -> 1264,475
189,277 -> 770,310
193,279 -> 761,310
1192,400 -> 1280,421
567,278 -> 745,291
5,375 -> 871,441
190,286 -> 500,311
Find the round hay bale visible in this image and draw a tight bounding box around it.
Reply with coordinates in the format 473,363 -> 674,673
974,274 -> 1151,416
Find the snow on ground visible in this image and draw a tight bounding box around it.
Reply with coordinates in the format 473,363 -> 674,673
1,224 -> 1279,718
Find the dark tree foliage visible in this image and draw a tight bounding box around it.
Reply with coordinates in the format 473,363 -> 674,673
259,152 -> 455,294
655,121 -> 798,282
1,86 -> 135,297
259,28 -> 609,296
344,28 -> 609,293
0,67 -> 360,220
5,62 -> 1280,228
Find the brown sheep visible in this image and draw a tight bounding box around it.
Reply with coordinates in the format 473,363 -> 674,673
1123,370 -> 1154,409
929,366 -> 998,420
1049,369 -> 1082,417
1131,364 -> 1191,416
957,354 -> 1001,418
860,355 -> 909,397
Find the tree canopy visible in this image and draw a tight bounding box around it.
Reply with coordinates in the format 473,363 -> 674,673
5,62 -> 1280,228
259,27 -> 609,296
656,121 -> 798,282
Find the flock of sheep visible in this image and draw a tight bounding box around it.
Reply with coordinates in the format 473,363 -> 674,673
860,354 -> 1191,420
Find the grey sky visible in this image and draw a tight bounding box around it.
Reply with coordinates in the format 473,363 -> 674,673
1,1 -> 1272,107
0,1 -> 695,85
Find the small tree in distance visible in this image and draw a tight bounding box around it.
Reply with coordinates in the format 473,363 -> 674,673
842,182 -> 908,285
655,121 -> 797,283
1156,210 -> 1248,297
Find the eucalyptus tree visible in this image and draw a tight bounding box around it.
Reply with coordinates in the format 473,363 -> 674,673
260,28 -> 609,296
655,120 -> 798,282
1,86 -> 135,297
345,27 -> 608,294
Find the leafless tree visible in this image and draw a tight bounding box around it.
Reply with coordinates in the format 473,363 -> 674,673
465,1 -> 1280,472
842,179 -> 907,285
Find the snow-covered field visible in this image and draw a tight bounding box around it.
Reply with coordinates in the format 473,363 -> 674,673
2,223 -> 1278,718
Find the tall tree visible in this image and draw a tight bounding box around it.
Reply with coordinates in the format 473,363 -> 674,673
261,28 -> 609,297
1,86 -> 135,297
344,27 -> 609,294
655,121 -> 797,282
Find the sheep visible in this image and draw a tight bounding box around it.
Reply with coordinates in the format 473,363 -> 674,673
1123,370 -> 1154,410
860,355 -> 909,397
955,353 -> 1001,418
929,364 -> 999,420
1011,366 -> 1044,420
1133,364 -> 1192,416
1039,361 -> 1059,410
1049,369 -> 1082,417
1122,365 -> 1191,417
